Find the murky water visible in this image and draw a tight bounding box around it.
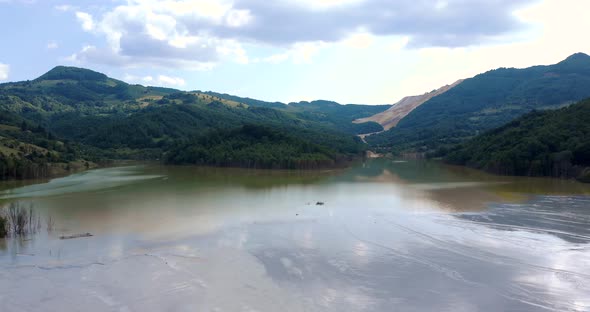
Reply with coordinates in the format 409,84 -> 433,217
1,160 -> 589,311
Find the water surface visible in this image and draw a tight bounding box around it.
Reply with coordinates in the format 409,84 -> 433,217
1,160 -> 589,311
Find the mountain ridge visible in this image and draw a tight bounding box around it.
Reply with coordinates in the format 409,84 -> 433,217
353,79 -> 464,131
367,52 -> 590,153
0,66 -> 391,177
445,98 -> 590,181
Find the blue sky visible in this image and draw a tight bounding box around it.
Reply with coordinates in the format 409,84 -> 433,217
1,0 -> 589,104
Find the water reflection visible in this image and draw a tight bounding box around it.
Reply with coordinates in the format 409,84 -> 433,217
0,166 -> 163,200
0,161 -> 589,311
455,196 -> 590,244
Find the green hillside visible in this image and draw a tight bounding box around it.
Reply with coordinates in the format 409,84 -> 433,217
167,124 -> 357,169
445,98 -> 590,181
0,66 -> 178,121
202,94 -> 391,134
201,91 -> 286,109
0,66 -> 387,178
48,101 -> 364,155
367,53 -> 590,153
284,100 -> 389,134
0,110 -> 90,180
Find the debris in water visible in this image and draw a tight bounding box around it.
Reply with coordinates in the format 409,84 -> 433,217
59,233 -> 93,240
316,202 -> 325,206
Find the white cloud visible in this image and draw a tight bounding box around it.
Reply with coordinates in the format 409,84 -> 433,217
389,36 -> 410,52
0,63 -> 9,81
55,4 -> 75,11
124,74 -> 154,84
67,43 -> 218,71
342,32 -> 374,49
157,75 -> 186,87
257,41 -> 329,65
366,0 -> 590,104
0,0 -> 37,3
261,52 -> 290,64
68,1 -> 252,69
291,41 -> 329,64
67,0 -> 535,71
124,73 -> 186,87
216,40 -> 249,64
287,0 -> 367,10
76,11 -> 94,32
47,41 -> 58,49
225,9 -> 252,27
434,0 -> 448,10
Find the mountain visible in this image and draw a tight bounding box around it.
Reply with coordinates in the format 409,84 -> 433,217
366,53 -> 590,153
445,98 -> 590,182
353,80 -> 463,131
0,110 -> 91,180
199,94 -> 392,135
167,124 -> 352,169
0,66 -> 178,120
283,100 -> 390,134
201,91 -> 286,109
0,66 -> 389,177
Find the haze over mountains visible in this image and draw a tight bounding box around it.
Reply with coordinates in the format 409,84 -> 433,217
1,53 -> 590,181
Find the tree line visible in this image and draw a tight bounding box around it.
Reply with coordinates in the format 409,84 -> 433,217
444,98 -> 590,182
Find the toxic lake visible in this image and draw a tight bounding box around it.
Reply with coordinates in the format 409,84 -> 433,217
1,160 -> 589,312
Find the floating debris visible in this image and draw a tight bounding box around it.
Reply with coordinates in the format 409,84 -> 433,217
59,233 -> 93,240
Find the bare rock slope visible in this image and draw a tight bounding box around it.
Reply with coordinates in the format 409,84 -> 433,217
354,80 -> 463,131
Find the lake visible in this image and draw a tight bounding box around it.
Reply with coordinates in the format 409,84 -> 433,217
1,160 -> 589,312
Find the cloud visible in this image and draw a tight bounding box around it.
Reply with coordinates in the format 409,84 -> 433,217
123,73 -> 186,87
253,41 -> 329,65
68,0 -> 535,70
0,0 -> 37,3
343,32 -> 374,49
55,4 -> 75,11
124,74 -> 154,84
66,44 -> 218,71
47,41 -> 58,49
156,75 -> 186,87
0,63 -> 9,81
261,52 -> 290,64
76,11 -> 94,31
227,0 -> 534,47
69,1 -> 250,69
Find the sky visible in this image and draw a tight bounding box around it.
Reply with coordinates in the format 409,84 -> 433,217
0,0 -> 589,104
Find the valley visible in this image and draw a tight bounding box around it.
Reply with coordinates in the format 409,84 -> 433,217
2,53 -> 590,182
2,2 -> 590,312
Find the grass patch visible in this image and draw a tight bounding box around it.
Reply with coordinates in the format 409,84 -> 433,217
0,202 -> 41,238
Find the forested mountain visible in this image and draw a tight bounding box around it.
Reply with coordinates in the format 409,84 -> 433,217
445,98 -> 590,181
284,100 -> 389,134
0,66 -> 177,120
354,80 -> 463,131
202,94 -> 390,134
367,53 -> 590,153
167,124 -> 358,169
5,55 -> 590,181
201,91 -> 286,109
0,110 -> 89,179
0,66 -> 387,178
